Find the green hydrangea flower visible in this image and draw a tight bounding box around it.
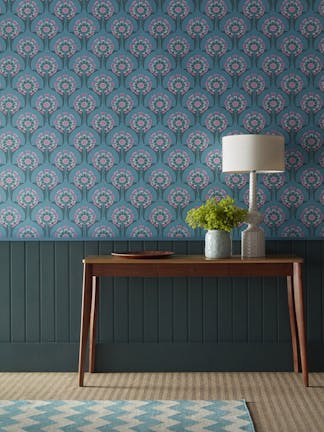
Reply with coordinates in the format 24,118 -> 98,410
185,196 -> 248,232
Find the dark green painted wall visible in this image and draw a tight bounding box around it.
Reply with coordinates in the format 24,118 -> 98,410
0,241 -> 323,372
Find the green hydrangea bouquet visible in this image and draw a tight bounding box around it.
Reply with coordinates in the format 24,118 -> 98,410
185,196 -> 247,232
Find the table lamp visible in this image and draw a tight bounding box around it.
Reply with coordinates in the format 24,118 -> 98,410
222,134 -> 285,258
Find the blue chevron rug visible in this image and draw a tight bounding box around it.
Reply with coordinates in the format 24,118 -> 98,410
0,400 -> 255,431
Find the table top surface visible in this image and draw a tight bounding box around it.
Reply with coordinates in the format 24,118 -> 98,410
83,254 -> 303,265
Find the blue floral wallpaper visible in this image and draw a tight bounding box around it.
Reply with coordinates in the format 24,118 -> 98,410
0,0 -> 323,240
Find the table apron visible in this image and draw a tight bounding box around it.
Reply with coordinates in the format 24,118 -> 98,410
87,262 -> 294,278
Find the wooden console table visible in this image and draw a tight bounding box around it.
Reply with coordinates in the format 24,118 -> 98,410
78,255 -> 308,387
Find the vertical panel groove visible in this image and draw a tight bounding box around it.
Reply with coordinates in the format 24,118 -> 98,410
8,242 -> 11,343
68,242 -> 71,343
39,242 -> 42,343
322,241 -> 324,344
53,243 -> 56,342
38,242 -> 41,343
24,242 -> 26,343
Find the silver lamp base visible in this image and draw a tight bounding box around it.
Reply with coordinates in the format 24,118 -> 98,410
241,226 -> 265,258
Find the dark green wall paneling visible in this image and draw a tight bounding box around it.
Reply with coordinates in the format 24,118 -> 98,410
0,240 -> 323,372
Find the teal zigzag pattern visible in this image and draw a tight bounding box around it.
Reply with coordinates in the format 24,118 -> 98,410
0,399 -> 255,431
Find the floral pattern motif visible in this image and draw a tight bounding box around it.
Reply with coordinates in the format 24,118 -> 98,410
0,0 -> 322,240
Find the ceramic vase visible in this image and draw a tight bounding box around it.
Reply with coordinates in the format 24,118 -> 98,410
205,230 -> 231,259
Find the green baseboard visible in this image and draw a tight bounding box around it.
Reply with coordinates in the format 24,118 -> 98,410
1,342 -> 323,372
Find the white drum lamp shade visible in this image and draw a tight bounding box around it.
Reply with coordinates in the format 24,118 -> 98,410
222,134 -> 285,173
222,134 -> 285,258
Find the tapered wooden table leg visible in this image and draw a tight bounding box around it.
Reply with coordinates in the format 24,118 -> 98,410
78,264 -> 93,387
293,263 -> 309,387
287,276 -> 299,372
89,276 -> 99,373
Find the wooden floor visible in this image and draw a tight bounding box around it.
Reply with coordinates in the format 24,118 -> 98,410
0,372 -> 323,431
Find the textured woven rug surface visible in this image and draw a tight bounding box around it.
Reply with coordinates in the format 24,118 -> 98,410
0,399 -> 255,431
